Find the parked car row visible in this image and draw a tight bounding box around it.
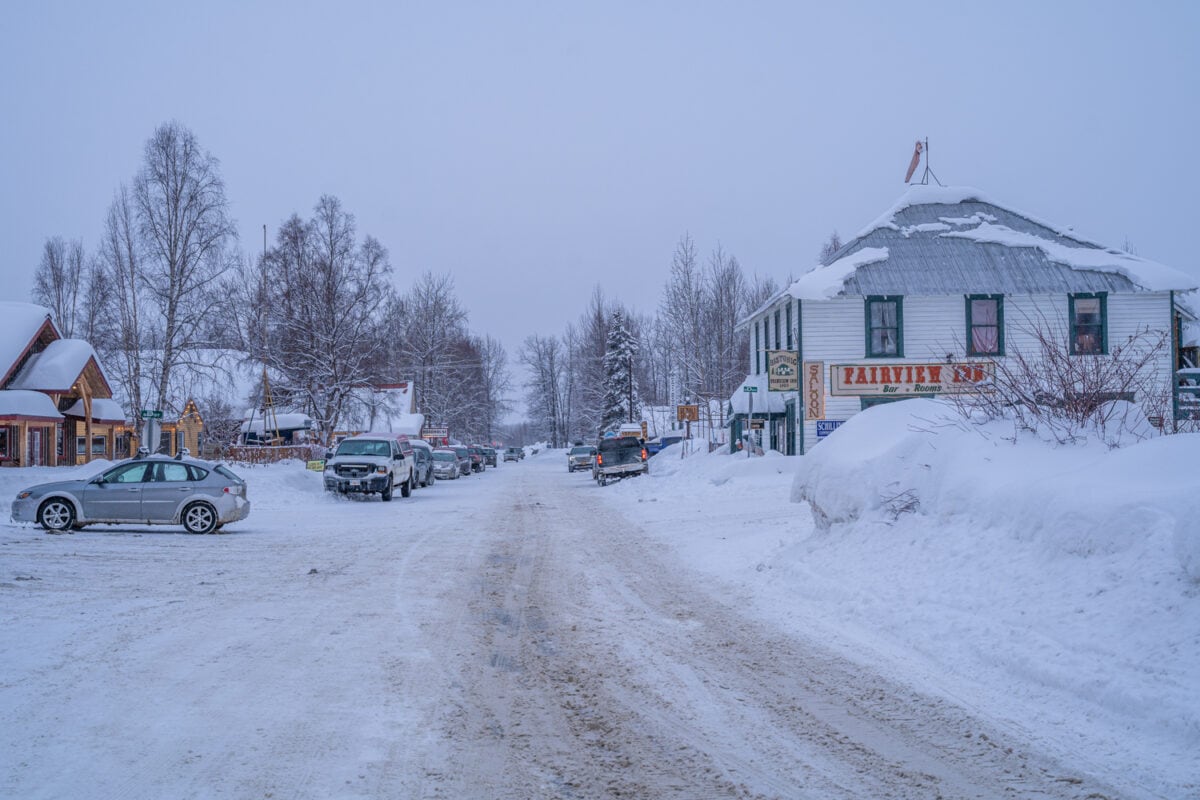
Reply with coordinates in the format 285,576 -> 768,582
9,437 -> 529,536
323,435 -> 518,497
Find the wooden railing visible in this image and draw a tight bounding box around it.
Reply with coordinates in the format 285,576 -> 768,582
217,444 -> 327,465
1177,369 -> 1200,420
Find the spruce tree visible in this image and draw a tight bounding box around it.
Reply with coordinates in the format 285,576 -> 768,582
599,309 -> 641,434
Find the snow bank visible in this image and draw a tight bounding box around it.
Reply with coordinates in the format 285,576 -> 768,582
792,398 -> 1200,578
602,407 -> 1200,796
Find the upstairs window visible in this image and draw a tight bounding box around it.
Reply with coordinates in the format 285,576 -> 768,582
865,296 -> 903,357
774,309 -> 782,349
1070,293 -> 1107,355
966,294 -> 1004,356
786,302 -> 793,349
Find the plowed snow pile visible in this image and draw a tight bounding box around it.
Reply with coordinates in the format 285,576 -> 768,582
611,403 -> 1199,797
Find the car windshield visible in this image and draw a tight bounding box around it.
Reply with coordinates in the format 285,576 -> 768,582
336,440 -> 390,457
570,446 -> 593,455
433,451 -> 455,461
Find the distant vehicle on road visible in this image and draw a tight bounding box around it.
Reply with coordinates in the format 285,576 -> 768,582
409,439 -> 436,487
11,454 -> 250,534
467,446 -> 486,473
450,446 -> 472,476
503,447 -> 521,462
431,448 -> 461,480
482,447 -> 498,467
645,435 -> 683,457
567,445 -> 597,473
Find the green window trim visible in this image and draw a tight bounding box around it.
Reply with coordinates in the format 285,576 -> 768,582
785,301 -> 793,350
865,295 -> 904,358
1069,292 -> 1108,355
966,294 -> 1005,356
754,321 -> 761,374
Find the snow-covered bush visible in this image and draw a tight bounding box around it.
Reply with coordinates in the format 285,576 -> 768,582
793,398 -> 1200,581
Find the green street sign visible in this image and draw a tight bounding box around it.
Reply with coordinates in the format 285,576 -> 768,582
743,385 -> 758,393
140,409 -> 164,419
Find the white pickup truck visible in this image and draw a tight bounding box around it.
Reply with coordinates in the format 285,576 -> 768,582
323,434 -> 415,500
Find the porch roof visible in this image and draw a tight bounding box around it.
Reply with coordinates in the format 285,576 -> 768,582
0,389 -> 65,422
62,397 -> 127,423
728,373 -> 788,416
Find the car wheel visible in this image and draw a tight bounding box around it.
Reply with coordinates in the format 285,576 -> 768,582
182,502 -> 218,534
381,477 -> 394,502
400,475 -> 412,498
38,498 -> 75,532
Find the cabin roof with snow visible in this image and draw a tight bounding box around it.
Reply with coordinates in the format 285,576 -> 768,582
0,302 -> 60,388
743,185 -> 1197,325
8,339 -> 113,397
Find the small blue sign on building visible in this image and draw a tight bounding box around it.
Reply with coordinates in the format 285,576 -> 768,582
815,420 -> 844,438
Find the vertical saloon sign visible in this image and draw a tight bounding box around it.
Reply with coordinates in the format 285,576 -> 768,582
803,361 -> 825,420
767,350 -> 799,392
830,362 -> 994,396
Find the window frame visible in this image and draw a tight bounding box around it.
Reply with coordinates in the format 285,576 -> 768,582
785,301 -> 793,350
864,295 -> 904,358
1069,292 -> 1108,355
774,308 -> 782,350
966,294 -> 1005,356
754,321 -> 762,374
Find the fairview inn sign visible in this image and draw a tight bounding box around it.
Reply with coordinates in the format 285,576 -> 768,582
831,362 -> 995,396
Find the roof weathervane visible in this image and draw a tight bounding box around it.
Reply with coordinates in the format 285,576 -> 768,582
904,138 -> 943,186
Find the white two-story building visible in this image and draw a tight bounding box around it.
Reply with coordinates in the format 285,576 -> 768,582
733,185 -> 1198,454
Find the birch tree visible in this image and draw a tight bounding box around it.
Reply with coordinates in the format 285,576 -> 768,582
134,121 -> 237,412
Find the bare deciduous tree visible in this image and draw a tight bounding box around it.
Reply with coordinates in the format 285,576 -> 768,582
134,121 -> 238,412
259,196 -> 392,442
32,236 -> 86,337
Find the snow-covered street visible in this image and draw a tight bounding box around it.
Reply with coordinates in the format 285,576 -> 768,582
0,448 -> 1191,799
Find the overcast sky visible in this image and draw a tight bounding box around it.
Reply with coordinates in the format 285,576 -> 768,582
3,1 -> 1197,362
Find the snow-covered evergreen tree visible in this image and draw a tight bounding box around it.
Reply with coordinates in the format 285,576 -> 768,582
599,309 -> 641,434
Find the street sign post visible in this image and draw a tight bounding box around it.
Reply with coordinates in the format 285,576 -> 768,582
742,385 -> 756,456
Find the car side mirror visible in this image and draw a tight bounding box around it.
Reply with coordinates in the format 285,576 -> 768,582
324,450 -> 333,460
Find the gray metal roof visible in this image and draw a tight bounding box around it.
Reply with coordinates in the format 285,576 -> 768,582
830,198 -> 1148,297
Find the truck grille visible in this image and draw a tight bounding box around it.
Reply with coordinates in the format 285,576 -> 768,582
335,464 -> 372,478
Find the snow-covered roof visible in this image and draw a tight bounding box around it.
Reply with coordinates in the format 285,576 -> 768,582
62,397 -> 127,423
339,383 -> 422,434
0,302 -> 57,381
0,389 -> 65,420
728,373 -> 788,416
8,339 -> 102,392
240,412 -> 314,434
745,186 -> 1197,318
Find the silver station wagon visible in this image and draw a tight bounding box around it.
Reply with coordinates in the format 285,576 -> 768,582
11,454 -> 250,534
